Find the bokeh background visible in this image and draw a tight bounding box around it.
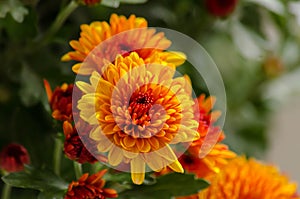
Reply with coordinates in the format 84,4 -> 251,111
1,0 -> 300,197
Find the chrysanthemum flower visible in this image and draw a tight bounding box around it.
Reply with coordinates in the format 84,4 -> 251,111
157,94 -> 235,184
65,169 -> 118,199
199,156 -> 300,199
63,121 -> 98,164
188,94 -> 230,161
205,0 -> 238,17
0,143 -> 30,173
61,13 -> 185,74
76,52 -> 199,184
166,94 -> 235,197
44,80 -> 73,121
180,143 -> 236,180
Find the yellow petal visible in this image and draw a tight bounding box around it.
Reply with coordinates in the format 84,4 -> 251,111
76,81 -> 94,94
155,144 -> 177,162
168,159 -> 184,173
130,155 -> 145,185
123,150 -> 139,159
144,152 -> 163,171
108,146 -> 123,166
162,51 -> 186,66
97,138 -> 114,152
72,63 -> 82,74
90,126 -> 102,141
61,53 -> 71,61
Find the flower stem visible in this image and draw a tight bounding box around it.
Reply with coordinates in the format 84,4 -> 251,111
42,0 -> 78,44
74,162 -> 82,179
1,183 -> 11,199
91,162 -> 100,174
53,137 -> 62,176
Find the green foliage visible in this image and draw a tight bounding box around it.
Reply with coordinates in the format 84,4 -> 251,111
119,173 -> 209,199
2,166 -> 68,199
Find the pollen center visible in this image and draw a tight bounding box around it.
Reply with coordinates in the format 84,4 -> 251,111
128,89 -> 154,126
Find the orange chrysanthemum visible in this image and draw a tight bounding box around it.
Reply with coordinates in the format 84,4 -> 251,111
199,156 -> 300,199
44,80 -> 73,121
180,143 -> 236,180
61,13 -> 185,74
76,52 -> 199,184
65,169 -> 118,199
189,94 -> 224,156
182,94 -> 235,180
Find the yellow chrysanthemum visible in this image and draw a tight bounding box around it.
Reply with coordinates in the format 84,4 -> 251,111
76,52 -> 199,184
62,13 -> 185,74
199,156 -> 300,199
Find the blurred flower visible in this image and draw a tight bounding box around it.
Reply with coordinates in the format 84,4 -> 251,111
63,121 -> 98,164
44,80 -> 73,121
77,52 -> 199,184
205,0 -> 238,17
263,55 -> 284,78
199,156 -> 300,199
80,0 -> 101,6
65,169 -> 118,199
61,13 -> 185,74
0,143 -> 30,173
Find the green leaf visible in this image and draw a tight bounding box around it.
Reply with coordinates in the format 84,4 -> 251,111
2,165 -> 68,199
0,0 -> 29,23
120,173 -> 209,199
37,189 -> 67,199
245,0 -> 285,15
1,6 -> 37,41
19,64 -> 44,107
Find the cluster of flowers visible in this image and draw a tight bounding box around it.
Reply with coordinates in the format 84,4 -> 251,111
0,12 -> 299,199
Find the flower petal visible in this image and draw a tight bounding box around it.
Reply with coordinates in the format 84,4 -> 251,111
108,146 -> 123,166
130,155 -> 145,185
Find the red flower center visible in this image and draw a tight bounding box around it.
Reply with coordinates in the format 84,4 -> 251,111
128,89 -> 154,126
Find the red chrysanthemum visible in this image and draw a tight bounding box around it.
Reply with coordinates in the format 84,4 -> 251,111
44,80 -> 73,121
63,121 -> 98,164
0,143 -> 30,173
65,170 -> 118,199
82,0 -> 101,6
205,0 -> 238,17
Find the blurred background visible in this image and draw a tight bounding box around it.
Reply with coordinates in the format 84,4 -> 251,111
1,0 -> 300,197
